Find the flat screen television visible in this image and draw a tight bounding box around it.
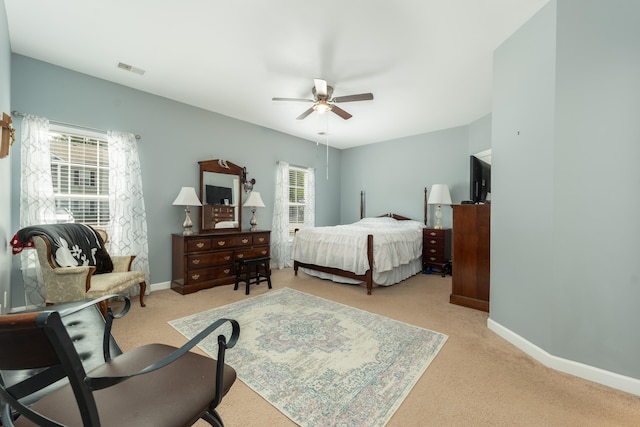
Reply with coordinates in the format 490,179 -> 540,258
205,185 -> 233,205
470,155 -> 491,203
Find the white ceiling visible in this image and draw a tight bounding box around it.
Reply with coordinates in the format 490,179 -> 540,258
4,0 -> 549,149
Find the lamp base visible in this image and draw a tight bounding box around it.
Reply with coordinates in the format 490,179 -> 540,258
434,205 -> 443,229
250,208 -> 258,232
182,207 -> 194,235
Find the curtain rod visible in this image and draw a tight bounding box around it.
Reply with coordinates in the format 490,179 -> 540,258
276,160 -> 314,171
11,110 -> 141,140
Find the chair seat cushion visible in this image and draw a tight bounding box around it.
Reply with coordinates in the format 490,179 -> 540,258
87,271 -> 146,296
16,344 -> 236,427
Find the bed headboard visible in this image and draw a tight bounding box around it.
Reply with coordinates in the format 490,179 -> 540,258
360,188 -> 428,224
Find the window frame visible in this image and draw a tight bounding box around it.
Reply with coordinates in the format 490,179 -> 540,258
48,126 -> 111,227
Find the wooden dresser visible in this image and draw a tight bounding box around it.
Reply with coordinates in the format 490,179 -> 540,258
202,205 -> 236,229
172,230 -> 270,295
422,228 -> 452,275
451,204 -> 490,312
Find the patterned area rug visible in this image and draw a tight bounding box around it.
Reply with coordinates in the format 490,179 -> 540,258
169,288 -> 448,426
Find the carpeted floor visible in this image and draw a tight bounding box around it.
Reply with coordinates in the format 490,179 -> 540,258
111,269 -> 640,426
169,288 -> 447,426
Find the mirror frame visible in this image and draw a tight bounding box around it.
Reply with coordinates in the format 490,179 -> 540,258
199,159 -> 244,233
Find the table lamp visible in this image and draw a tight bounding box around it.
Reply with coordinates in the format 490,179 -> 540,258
243,191 -> 265,231
172,187 -> 202,235
427,184 -> 452,229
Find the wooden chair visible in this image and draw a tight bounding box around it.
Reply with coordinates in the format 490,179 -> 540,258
30,227 -> 146,316
0,295 -> 240,427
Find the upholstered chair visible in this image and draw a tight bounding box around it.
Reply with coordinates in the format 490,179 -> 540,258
31,228 -> 146,316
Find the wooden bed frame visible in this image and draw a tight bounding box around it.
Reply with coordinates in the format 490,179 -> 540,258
293,188 -> 428,295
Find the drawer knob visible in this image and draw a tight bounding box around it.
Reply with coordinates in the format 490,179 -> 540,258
192,259 -> 200,265
225,256 -> 231,261
261,250 -> 267,255
196,242 -> 204,248
258,237 -> 265,242
224,269 -> 230,274
430,240 -> 437,244
242,239 -> 249,243
237,254 -> 244,258
217,241 -> 226,246
430,249 -> 437,253
429,232 -> 437,236
191,274 -> 200,280
430,257 -> 436,261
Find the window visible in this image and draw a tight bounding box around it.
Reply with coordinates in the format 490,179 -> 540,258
49,131 -> 110,226
288,167 -> 307,237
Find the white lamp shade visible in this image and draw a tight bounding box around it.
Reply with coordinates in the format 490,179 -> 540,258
427,184 -> 452,205
172,187 -> 202,206
243,191 -> 265,208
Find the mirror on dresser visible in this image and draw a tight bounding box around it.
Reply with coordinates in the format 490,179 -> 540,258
199,159 -> 243,233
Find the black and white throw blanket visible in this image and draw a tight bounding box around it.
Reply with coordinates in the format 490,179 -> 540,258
13,223 -> 114,274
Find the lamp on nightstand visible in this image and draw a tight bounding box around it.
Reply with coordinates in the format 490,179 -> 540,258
172,187 -> 202,235
243,191 -> 265,231
428,184 -> 452,229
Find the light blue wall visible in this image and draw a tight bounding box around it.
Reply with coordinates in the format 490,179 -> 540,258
0,0 -> 11,314
9,55 -> 342,305
340,116 -> 490,228
492,0 -> 640,379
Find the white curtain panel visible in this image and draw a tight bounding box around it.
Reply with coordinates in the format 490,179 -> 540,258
304,166 -> 315,228
107,130 -> 150,295
271,161 -> 292,269
19,115 -> 55,305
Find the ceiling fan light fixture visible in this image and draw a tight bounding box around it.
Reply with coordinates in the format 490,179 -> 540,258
313,101 -> 332,114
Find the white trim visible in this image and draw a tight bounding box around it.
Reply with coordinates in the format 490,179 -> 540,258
487,318 -> 640,396
150,281 -> 171,292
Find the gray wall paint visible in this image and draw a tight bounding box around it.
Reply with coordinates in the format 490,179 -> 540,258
340,115 -> 491,228
0,0 -> 11,314
492,0 -> 640,379
9,55 -> 342,305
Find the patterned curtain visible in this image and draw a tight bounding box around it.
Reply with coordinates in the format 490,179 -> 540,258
304,166 -> 315,228
19,115 -> 54,305
107,131 -> 150,295
271,162 -> 316,269
271,161 -> 291,269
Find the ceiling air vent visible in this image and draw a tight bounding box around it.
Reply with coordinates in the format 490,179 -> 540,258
117,62 -> 146,76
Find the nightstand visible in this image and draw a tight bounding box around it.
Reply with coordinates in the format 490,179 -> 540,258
422,228 -> 452,276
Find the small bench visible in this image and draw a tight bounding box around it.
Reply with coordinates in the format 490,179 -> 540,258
234,257 -> 272,295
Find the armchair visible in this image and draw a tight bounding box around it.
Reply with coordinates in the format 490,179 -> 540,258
0,295 -> 240,427
14,224 -> 146,316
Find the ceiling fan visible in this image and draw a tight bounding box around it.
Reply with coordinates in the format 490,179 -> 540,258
272,79 -> 374,120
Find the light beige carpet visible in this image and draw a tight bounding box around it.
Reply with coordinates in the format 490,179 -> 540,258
112,269 -> 640,426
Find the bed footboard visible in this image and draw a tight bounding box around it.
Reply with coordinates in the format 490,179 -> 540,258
294,234 -> 375,295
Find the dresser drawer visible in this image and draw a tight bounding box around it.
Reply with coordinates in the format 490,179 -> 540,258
253,233 -> 270,246
424,237 -> 446,247
185,265 -> 233,285
187,251 -> 233,269
424,229 -> 444,239
186,238 -> 211,252
235,247 -> 270,261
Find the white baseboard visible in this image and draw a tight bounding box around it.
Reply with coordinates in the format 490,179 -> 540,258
150,281 -> 171,292
487,318 -> 640,396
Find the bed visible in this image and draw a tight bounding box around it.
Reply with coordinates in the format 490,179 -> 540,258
293,190 -> 428,295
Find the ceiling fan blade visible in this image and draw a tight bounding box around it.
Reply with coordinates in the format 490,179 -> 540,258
332,93 -> 374,103
296,107 -> 315,120
272,97 -> 314,102
314,79 -> 328,97
331,105 -> 352,120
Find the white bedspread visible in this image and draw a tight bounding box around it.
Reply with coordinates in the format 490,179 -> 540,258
293,217 -> 425,276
